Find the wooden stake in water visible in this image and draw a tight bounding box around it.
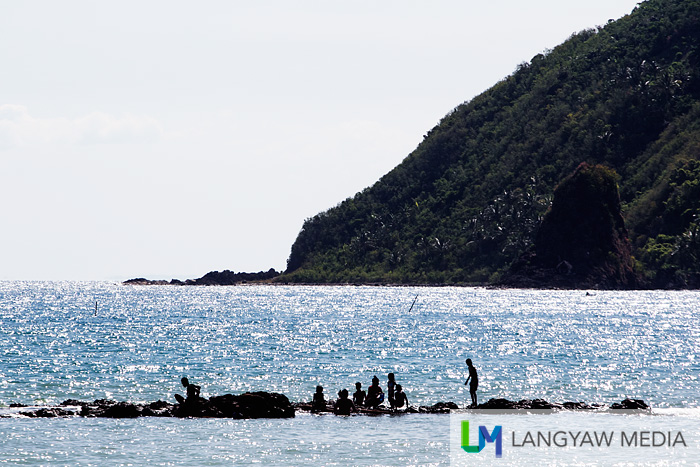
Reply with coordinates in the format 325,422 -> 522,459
95,300 -> 98,316
408,295 -> 419,313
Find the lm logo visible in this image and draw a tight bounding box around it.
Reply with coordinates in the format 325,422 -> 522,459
461,421 -> 503,458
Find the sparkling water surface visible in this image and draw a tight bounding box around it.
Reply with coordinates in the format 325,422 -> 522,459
0,282 -> 698,465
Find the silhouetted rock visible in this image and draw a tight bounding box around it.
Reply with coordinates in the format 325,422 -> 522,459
173,398 -> 219,418
502,163 -> 638,289
140,401 -> 176,417
418,401 -> 460,413
610,398 -> 649,410
101,402 -> 143,418
562,401 -> 601,410
93,399 -> 117,407
188,269 -> 280,285
122,278 -> 170,285
17,395 -> 648,418
472,398 -> 646,410
476,398 -> 566,409
19,407 -> 76,418
475,398 -> 522,409
60,399 -> 89,407
123,269 -> 280,286
49,392 -> 295,419
202,392 -> 295,418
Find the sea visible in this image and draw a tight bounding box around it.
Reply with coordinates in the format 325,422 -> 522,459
0,282 -> 698,466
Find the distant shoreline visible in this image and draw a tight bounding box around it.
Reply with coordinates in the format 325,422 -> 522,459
121,272 -> 699,290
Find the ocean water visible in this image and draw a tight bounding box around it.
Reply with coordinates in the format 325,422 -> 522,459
0,282 -> 698,465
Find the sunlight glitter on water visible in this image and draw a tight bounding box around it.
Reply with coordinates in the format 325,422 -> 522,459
0,283 -> 699,465
1,284 -> 699,407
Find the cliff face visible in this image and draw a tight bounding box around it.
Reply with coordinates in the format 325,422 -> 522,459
502,164 -> 637,288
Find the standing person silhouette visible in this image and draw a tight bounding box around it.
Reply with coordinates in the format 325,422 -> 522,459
387,373 -> 396,409
464,359 -> 478,408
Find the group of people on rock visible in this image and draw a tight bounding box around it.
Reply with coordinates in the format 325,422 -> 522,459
176,358 -> 479,415
314,359 -> 478,414
312,373 -> 410,415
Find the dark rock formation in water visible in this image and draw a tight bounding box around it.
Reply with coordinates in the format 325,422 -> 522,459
123,269 -> 280,286
56,398 -> 178,418
19,407 -> 77,418
294,398 -> 647,415
418,401 -> 460,413
610,398 -> 650,410
295,400 -> 461,415
185,269 -> 280,285
475,398 -> 593,410
10,396 -> 648,418
472,397 -> 648,410
502,163 -> 638,289
121,278 -> 171,285
36,392 -> 295,419
476,398 -> 565,410
176,392 -> 295,418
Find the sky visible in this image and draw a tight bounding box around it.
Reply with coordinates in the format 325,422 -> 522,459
0,0 -> 642,281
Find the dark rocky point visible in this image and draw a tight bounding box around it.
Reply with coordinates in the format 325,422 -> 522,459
502,163 -> 638,289
123,269 -> 280,286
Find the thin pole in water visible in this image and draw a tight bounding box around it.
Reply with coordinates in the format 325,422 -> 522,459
408,294 -> 419,313
95,300 -> 98,316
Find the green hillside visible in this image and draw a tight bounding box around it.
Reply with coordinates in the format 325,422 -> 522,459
281,0 -> 700,288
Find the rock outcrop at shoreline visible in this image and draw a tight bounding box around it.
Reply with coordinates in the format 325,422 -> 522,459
123,269 -> 280,286
293,400 -> 461,415
9,396 -> 648,418
501,163 -> 638,289
473,397 -> 648,410
15,392 -> 295,419
293,397 -> 648,415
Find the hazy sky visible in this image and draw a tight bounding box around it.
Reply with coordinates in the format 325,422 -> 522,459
0,0 -> 641,281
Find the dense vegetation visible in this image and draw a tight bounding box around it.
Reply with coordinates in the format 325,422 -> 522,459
503,163 -> 638,288
281,0 -> 700,288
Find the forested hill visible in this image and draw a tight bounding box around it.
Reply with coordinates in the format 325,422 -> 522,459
281,0 -> 700,288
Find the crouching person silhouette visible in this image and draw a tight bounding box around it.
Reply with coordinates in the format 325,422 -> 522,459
393,384 -> 409,410
175,377 -> 202,405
